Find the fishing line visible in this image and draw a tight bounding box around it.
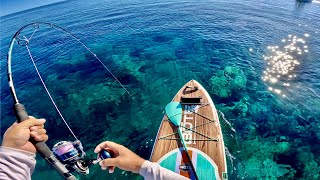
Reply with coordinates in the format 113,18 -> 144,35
49,23 -> 135,100
15,22 -> 134,100
10,22 -> 136,144
28,24 -> 39,41
6,22 -> 134,179
25,44 -> 79,141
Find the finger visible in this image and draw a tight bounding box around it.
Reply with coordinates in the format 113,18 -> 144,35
30,124 -> 45,131
30,131 -> 38,137
99,158 -> 119,167
34,129 -> 46,135
20,118 -> 46,128
94,141 -> 108,153
101,166 -> 107,170
30,126 -> 38,131
7,122 -> 18,131
36,129 -> 47,134
28,116 -> 35,119
109,166 -> 115,173
43,134 -> 48,142
30,130 -> 46,137
34,135 -> 42,141
34,134 -> 48,142
31,129 -> 46,136
94,141 -> 120,153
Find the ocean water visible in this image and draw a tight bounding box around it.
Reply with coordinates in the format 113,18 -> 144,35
1,0 -> 319,179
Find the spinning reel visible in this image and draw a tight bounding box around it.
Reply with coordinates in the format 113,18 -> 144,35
52,140 -> 113,175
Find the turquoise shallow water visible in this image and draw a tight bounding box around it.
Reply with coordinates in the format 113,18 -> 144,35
1,0 -> 320,179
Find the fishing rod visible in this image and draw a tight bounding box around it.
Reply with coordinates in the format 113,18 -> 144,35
6,22 -> 131,179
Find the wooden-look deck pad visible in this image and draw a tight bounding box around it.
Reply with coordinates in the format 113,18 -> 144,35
150,80 -> 228,180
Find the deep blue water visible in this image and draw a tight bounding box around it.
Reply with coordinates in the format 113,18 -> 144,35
1,0 -> 320,179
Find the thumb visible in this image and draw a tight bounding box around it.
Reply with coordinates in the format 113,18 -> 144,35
99,158 -> 119,167
94,141 -> 120,153
19,118 -> 46,128
7,122 -> 18,129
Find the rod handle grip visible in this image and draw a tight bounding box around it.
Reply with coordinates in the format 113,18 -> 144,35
13,104 -> 52,155
13,103 -> 76,180
14,103 -> 29,122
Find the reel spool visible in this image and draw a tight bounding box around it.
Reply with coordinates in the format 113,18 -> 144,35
52,141 -> 89,175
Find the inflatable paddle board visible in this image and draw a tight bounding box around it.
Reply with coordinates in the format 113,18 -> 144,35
150,80 -> 227,180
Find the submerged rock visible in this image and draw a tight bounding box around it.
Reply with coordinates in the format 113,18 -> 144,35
210,75 -> 230,98
209,66 -> 247,98
303,161 -> 320,179
238,158 -> 296,179
239,137 -> 292,161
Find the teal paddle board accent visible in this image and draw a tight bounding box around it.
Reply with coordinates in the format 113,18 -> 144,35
197,152 -> 217,180
165,101 -> 182,126
165,101 -> 186,153
158,148 -> 219,180
159,151 -> 178,172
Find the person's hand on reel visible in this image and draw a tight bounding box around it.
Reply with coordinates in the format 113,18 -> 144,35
94,141 -> 145,173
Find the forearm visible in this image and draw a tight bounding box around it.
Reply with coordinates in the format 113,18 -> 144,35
139,161 -> 189,180
0,146 -> 36,180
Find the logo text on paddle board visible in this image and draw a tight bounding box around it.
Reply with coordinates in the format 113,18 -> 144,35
181,105 -> 198,144
179,164 -> 192,171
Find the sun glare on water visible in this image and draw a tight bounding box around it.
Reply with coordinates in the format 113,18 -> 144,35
262,34 -> 310,96
314,0 -> 320,4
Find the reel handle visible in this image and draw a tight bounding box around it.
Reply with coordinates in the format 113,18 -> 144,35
13,103 -> 76,180
99,149 -> 113,160
89,149 -> 114,165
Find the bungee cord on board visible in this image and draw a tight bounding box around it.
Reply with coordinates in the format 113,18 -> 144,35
7,22 -> 132,179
